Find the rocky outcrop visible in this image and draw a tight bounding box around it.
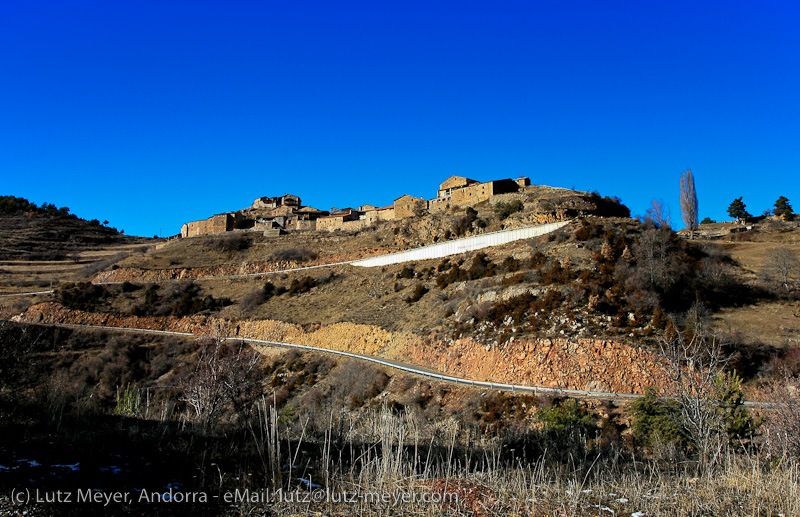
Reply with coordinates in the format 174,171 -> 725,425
406,336 -> 667,395
14,303 -> 671,395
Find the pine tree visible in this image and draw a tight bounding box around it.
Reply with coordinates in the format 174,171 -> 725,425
774,196 -> 794,220
727,197 -> 750,223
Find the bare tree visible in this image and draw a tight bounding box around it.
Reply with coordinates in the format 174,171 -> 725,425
179,324 -> 264,431
658,321 -> 761,474
659,325 -> 728,471
762,373 -> 800,459
680,168 -> 698,238
761,247 -> 800,296
644,199 -> 672,229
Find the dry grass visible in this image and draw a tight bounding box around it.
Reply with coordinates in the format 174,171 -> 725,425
243,404 -> 800,516
713,301 -> 800,348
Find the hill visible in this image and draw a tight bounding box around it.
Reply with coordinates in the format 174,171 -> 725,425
2,188 -> 800,516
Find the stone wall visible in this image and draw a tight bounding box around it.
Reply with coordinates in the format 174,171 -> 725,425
182,213 -> 232,238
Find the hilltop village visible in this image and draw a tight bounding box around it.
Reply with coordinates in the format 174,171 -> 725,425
180,175 -> 531,237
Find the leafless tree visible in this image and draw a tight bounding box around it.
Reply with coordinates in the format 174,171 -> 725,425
180,324 -> 264,431
761,247 -> 800,296
632,228 -> 681,291
644,199 -> 672,229
762,373 -> 800,459
680,168 -> 698,238
659,325 -> 729,472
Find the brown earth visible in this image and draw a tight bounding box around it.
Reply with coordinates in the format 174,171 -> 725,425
92,246 -> 396,283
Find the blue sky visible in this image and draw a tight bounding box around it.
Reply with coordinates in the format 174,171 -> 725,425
1,1 -> 798,236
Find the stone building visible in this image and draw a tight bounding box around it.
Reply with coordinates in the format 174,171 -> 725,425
316,209 -> 361,231
363,205 -> 395,224
430,175 -> 530,211
436,176 -> 480,198
394,195 -> 428,219
181,212 -> 244,238
251,194 -> 301,210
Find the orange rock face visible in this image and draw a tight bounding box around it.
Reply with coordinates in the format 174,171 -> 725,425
13,302 -> 670,395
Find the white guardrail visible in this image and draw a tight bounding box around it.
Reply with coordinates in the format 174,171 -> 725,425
351,221 -> 570,267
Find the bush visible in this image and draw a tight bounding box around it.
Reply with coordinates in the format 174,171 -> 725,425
58,282 -> 108,311
120,281 -> 139,293
494,200 -> 524,220
288,276 -> 316,295
467,252 -> 497,280
574,219 -> 599,241
208,233 -> 250,252
453,207 -> 480,237
268,247 -> 318,263
405,284 -> 429,303
537,399 -> 596,433
628,387 -> 682,447
397,265 -> 415,279
239,288 -> 265,314
588,192 -> 631,218
131,282 -> 232,317
529,250 -> 548,269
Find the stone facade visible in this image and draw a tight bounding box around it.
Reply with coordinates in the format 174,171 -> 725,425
181,212 -> 243,238
317,209 -> 361,232
394,195 -> 428,219
437,176 -> 480,198
431,177 -> 528,209
363,206 -> 395,224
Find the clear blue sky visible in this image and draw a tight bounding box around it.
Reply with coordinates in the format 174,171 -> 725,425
2,1 -> 798,236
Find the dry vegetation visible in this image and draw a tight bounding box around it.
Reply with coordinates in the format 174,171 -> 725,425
1,323 -> 799,516
3,192 -> 800,514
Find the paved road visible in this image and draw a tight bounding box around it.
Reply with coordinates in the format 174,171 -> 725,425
31,321 -> 645,402
18,321 -> 781,408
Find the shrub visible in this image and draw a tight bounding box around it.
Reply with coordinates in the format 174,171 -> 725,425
120,281 -> 139,293
58,282 -> 108,311
574,219 -> 599,241
628,387 -> 682,447
397,265 -> 415,279
262,281 -> 286,299
467,252 -> 497,280
494,200 -> 524,220
288,276 -> 316,296
529,250 -> 548,268
208,233 -> 250,252
405,284 -> 428,303
537,399 -> 596,433
588,192 -> 631,218
131,282 -> 231,317
240,288 -> 265,314
453,207 -> 480,237
502,256 -> 520,272
268,247 -> 318,263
